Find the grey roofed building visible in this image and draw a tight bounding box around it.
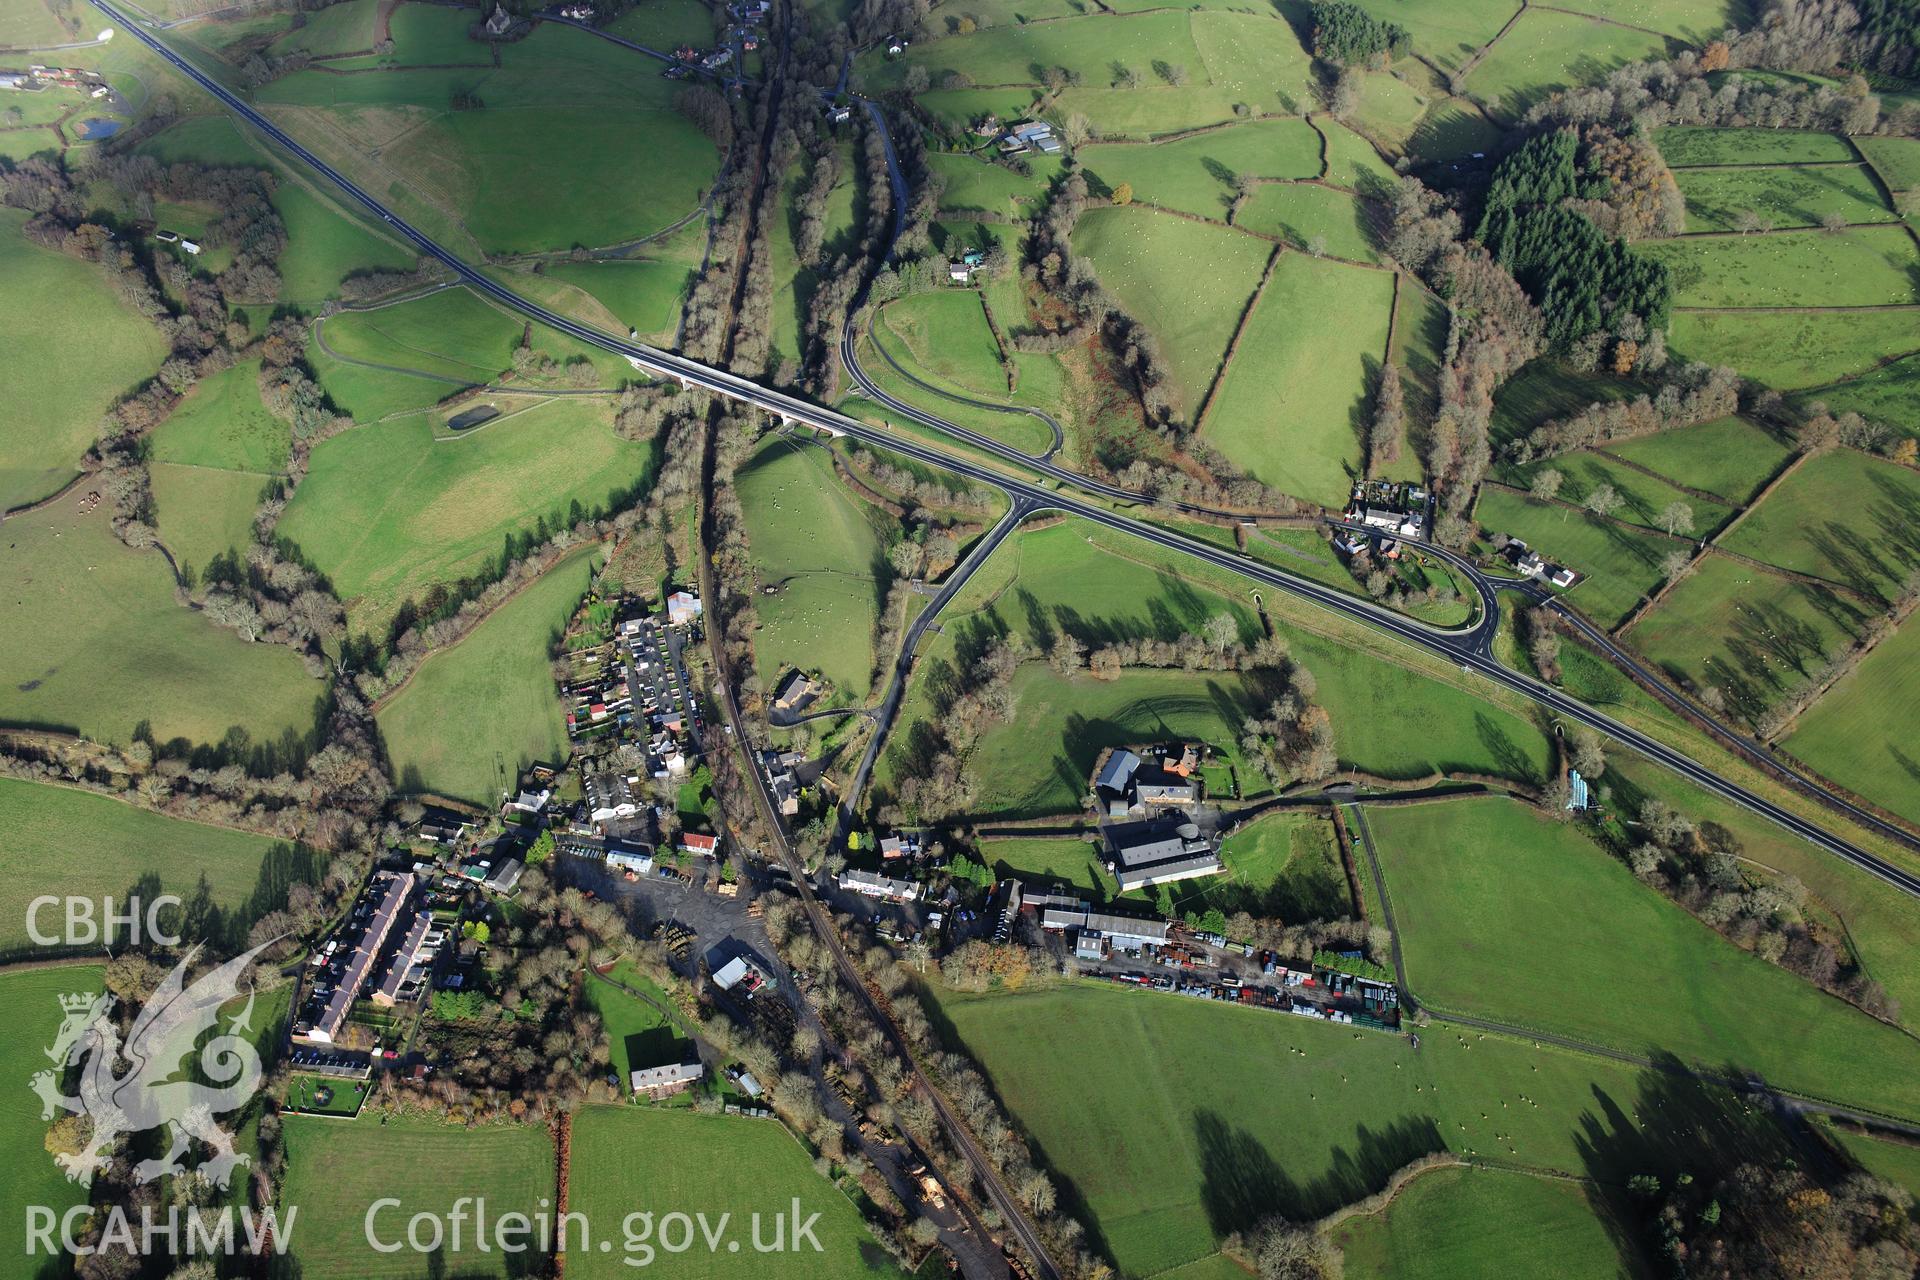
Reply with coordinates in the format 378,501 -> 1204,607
482,3 -> 512,35
1109,825 -> 1222,893
1075,931 -> 1107,961
1096,749 -> 1141,794
1132,765 -> 1197,806
630,1060 -> 704,1098
309,871 -> 415,1042
483,858 -> 523,895
372,913 -> 434,1007
772,669 -> 815,710
1040,907 -> 1169,947
838,868 -> 922,902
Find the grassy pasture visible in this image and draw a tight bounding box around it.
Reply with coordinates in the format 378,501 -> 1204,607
280,1115 -> 555,1280
0,0 -> 72,47
0,965 -> 102,1279
150,358 -> 290,473
1675,163 -> 1894,232
1077,118 -> 1323,221
1717,448 -> 1920,604
542,241 -> 700,347
256,15 -> 718,254
1784,612 -> 1920,826
1655,126 -> 1857,166
1369,796 -> 1920,1120
1333,1165 -> 1637,1280
1825,1123 -> 1920,1198
278,398 -> 654,636
1640,224 -> 1920,308
0,209 -> 168,512
1236,183 -> 1381,261
957,664 -> 1278,817
606,0 -> 716,49
871,10 -> 1201,90
1545,0 -> 1739,35
0,491 -> 321,748
879,518 -> 1554,810
151,464 -> 269,583
1669,308 -> 1920,389
979,835 -> 1113,896
924,981 -> 1778,1278
1201,252 -> 1392,505
1504,451 -> 1734,535
1322,119 -> 1399,193
735,438 -> 894,705
1342,0 -> 1520,74
585,974 -> 692,1085
1473,487 -> 1674,628
1201,809 -> 1350,920
1797,355 -> 1920,441
567,1106 -> 901,1280
0,778 -> 297,953
1629,552 -> 1869,713
378,544 -> 601,803
1490,360 -> 1638,446
313,285 -> 628,421
849,330 -> 1058,456
1463,9 -> 1673,120
1859,135 -> 1920,191
1069,205 -> 1270,417
881,292 -> 1006,398
1601,416 -> 1792,504
928,151 -> 1053,216
270,0 -> 376,56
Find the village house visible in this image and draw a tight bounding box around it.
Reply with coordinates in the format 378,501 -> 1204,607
680,831 -> 721,857
772,669 -> 816,712
839,868 -> 922,903
948,249 -> 986,284
297,871 -> 420,1044
666,589 -> 703,627
371,914 -> 441,1008
631,1060 -> 704,1100
506,785 -> 552,818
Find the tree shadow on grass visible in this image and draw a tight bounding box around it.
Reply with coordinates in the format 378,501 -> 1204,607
1195,1108 -> 1447,1232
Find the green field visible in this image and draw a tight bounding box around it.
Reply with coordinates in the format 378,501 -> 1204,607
150,358 -> 290,473
1859,135 -> 1920,191
1490,361 -> 1638,447
1629,552 -> 1868,714
925,981 -> 1779,1277
0,965 -> 103,1279
1504,450 -> 1734,536
928,151 -> 1052,217
1077,119 -> 1323,222
1655,126 -> 1857,167
1204,809 -> 1349,920
0,777 -> 306,953
1547,0 -> 1739,38
1236,184 -> 1380,262
0,209 -> 169,512
1343,0 -> 1519,74
586,973 -> 693,1086
1784,612 -> 1920,826
280,1114 -> 555,1280
1639,224 -> 1920,308
1322,119 -> 1399,193
959,664 -> 1278,818
1669,308 -> 1920,389
151,463 -> 270,583
1676,163 -> 1894,232
1366,795 -> 1920,1120
607,0 -> 716,49
271,0 -> 375,55
378,543 -> 602,803
1716,448 -> 1920,604
978,835 -> 1113,897
278,397 -> 653,635
1798,354 -> 1920,441
0,491 -> 323,748
735,438 -> 895,706
1201,252 -> 1393,505
1070,205 -> 1271,417
567,1106 -> 902,1280
1462,8 -> 1673,121
1825,1124 -> 1920,1198
313,286 -> 631,421
880,292 -> 1006,399
543,245 -> 700,346
257,15 -> 721,254
1473,487 -> 1675,628
880,518 -> 1554,811
1333,1165 -> 1637,1280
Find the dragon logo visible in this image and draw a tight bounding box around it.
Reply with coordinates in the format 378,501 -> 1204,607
30,942 -> 273,1188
